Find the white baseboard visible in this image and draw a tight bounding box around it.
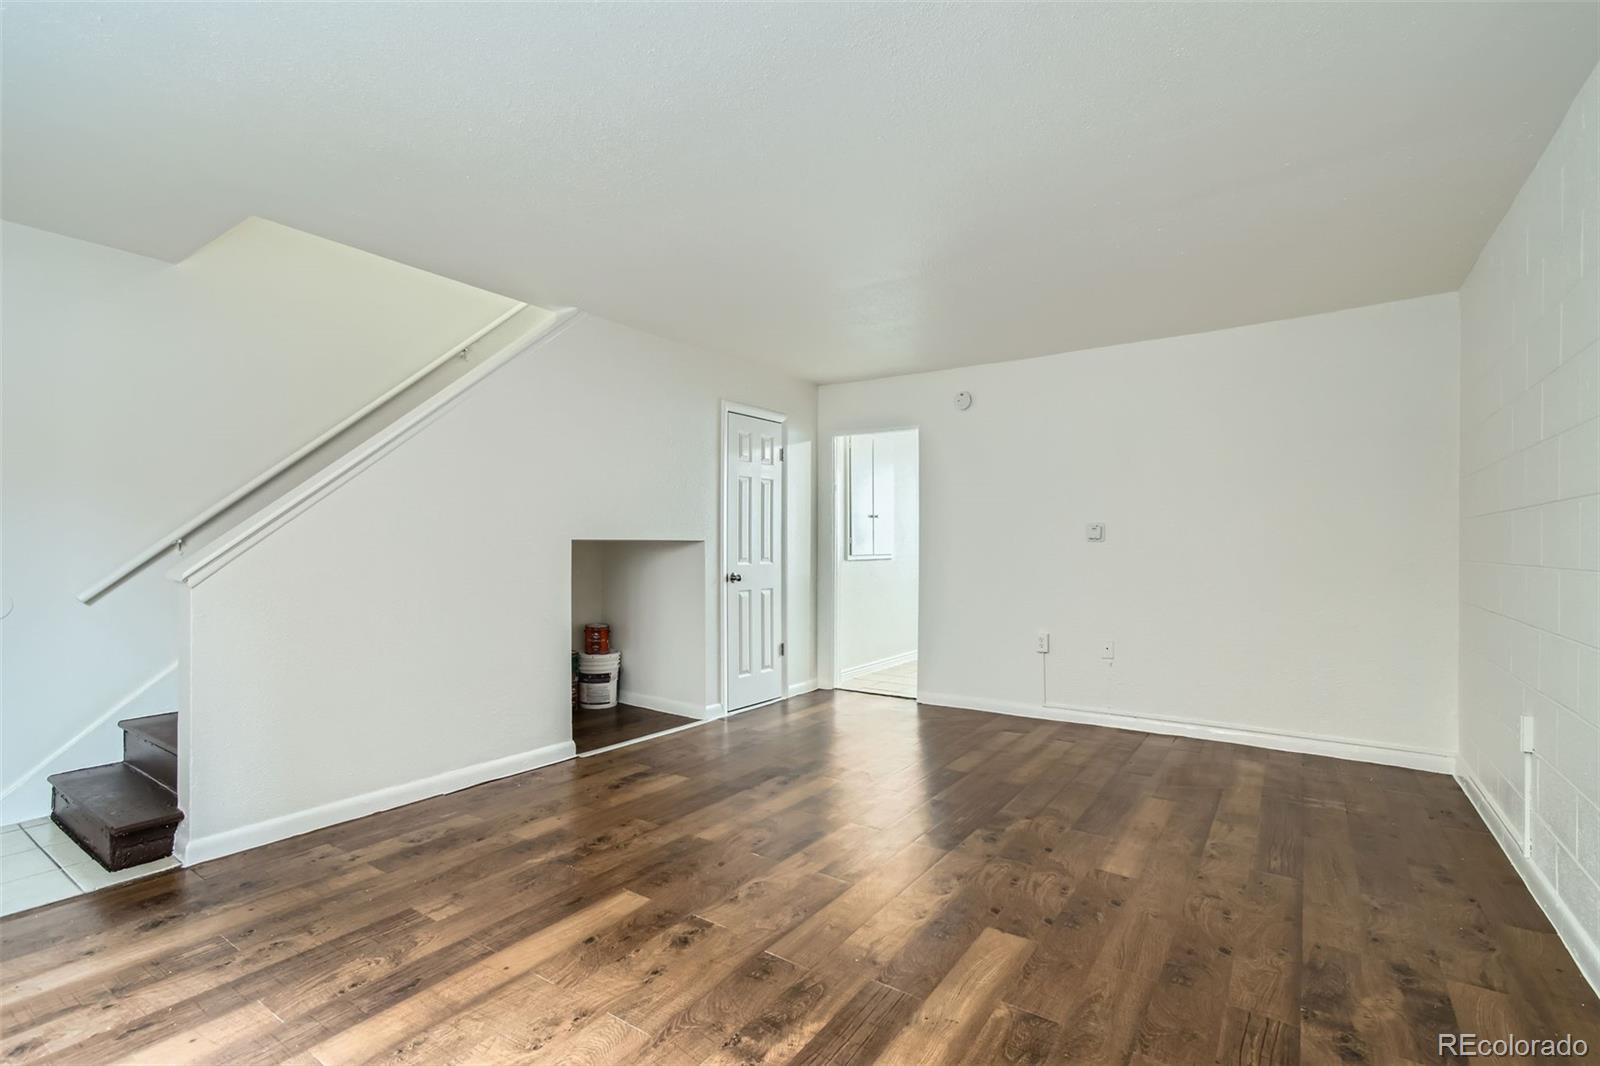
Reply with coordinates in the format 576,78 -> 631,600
1456,770 -> 1600,995
788,678 -> 819,697
917,691 -> 1456,774
178,739 -> 576,866
704,703 -> 725,718
839,651 -> 916,681
617,690 -> 715,721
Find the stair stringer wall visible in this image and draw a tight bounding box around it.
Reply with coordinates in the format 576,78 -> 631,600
174,310 -> 818,864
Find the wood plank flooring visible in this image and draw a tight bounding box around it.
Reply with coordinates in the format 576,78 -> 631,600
2,690 -> 1596,1064
573,703 -> 698,754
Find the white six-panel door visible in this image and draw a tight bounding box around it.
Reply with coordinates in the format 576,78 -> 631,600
725,410 -> 784,712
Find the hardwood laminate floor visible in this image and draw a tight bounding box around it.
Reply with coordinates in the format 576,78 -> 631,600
573,702 -> 698,754
2,691 -> 1595,1064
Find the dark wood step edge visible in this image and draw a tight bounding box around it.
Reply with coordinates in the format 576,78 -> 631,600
47,766 -> 184,833
117,714 -> 178,755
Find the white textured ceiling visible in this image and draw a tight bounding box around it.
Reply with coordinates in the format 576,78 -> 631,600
3,3 -> 1596,383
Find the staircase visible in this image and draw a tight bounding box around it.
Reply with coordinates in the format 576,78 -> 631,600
47,713 -> 182,871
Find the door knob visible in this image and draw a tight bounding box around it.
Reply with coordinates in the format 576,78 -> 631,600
727,572 -> 743,583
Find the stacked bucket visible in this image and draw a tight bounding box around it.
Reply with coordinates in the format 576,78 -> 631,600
576,622 -> 621,710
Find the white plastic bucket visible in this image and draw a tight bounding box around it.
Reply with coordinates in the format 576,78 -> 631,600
577,652 -> 621,709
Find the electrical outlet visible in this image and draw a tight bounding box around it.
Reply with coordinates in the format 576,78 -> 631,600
1036,632 -> 1050,654
1100,641 -> 1115,660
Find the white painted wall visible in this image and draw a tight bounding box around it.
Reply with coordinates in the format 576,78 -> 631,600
605,541 -> 708,718
820,294 -> 1460,764
571,540 -> 608,652
1457,65 -> 1600,973
836,429 -> 919,676
571,539 -> 708,719
0,218 -> 521,821
1,223 -> 173,823
177,311 -> 816,861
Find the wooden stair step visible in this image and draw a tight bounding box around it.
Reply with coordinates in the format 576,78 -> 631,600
118,712 -> 177,755
119,712 -> 178,791
48,763 -> 182,871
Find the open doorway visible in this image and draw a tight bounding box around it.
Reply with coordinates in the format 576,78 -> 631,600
834,429 -> 919,699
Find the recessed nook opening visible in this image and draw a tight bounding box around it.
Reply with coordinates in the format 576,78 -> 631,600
570,539 -> 707,754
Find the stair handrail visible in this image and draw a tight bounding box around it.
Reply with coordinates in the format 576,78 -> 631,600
76,303 -> 527,605
170,306 -> 579,592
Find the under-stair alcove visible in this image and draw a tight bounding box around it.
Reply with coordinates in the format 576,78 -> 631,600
570,539 -> 707,754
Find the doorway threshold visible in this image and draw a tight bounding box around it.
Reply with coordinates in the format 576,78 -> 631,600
837,659 -> 918,700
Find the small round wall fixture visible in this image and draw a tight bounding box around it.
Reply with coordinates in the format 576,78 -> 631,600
954,391 -> 973,411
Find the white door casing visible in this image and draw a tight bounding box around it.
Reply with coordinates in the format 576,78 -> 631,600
724,409 -> 784,712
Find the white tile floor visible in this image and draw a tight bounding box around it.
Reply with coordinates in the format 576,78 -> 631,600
840,658 -> 918,699
0,819 -> 179,917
